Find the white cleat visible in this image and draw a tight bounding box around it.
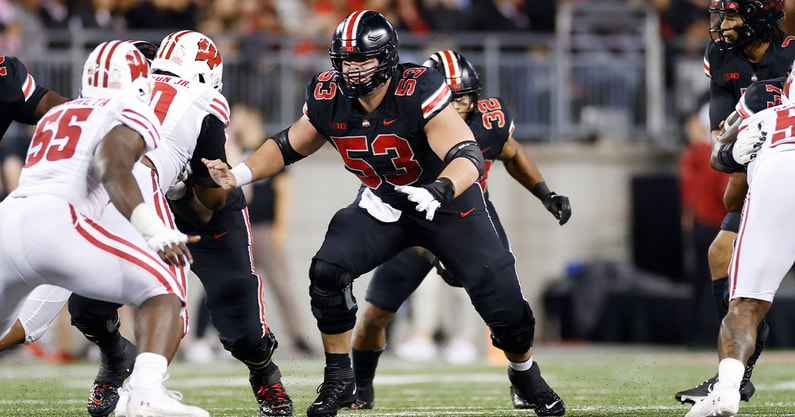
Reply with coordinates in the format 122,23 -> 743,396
126,385 -> 209,417
684,386 -> 740,417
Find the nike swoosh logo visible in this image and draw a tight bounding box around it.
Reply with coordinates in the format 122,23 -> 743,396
460,208 -> 475,217
545,399 -> 561,409
213,231 -> 229,239
481,146 -> 492,153
90,396 -> 103,405
383,119 -> 397,126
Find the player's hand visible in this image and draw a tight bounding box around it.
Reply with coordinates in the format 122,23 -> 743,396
395,184 -> 441,221
542,193 -> 571,225
716,110 -> 743,144
145,229 -> 200,267
732,123 -> 767,166
202,158 -> 237,190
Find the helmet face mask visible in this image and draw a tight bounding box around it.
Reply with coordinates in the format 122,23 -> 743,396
423,50 -> 481,120
152,30 -> 223,92
81,41 -> 151,102
709,0 -> 785,51
329,10 -> 399,98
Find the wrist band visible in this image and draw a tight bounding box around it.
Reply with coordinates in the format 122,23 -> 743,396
130,203 -> 167,238
230,163 -> 254,187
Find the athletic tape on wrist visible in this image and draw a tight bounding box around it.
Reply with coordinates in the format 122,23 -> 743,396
130,203 -> 167,238
230,163 -> 254,187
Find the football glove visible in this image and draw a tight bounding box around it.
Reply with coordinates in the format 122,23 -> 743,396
732,122 -> 767,166
165,181 -> 188,200
395,178 -> 454,221
532,182 -> 571,225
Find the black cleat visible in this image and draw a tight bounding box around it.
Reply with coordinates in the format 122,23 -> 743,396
508,363 -> 566,416
87,337 -> 136,417
350,385 -> 374,409
510,385 -> 533,409
253,380 -> 293,416
306,367 -> 357,417
675,374 -> 755,404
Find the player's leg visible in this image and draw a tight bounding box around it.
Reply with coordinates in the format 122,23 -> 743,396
351,247 -> 434,409
0,285 -> 70,352
307,204 -> 409,417
189,208 -> 292,417
429,186 -> 564,416
687,163 -> 793,417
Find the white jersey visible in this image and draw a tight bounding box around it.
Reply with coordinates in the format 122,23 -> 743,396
11,96 -> 160,219
729,103 -> 795,302
145,74 -> 230,191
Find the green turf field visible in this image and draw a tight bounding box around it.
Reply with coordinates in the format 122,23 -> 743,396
1,344 -> 794,416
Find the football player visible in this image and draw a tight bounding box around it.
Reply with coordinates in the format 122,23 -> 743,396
0,54 -> 71,352
0,40 -> 207,417
204,10 -> 566,417
66,32 -> 293,417
676,0 -> 795,404
685,58 -> 795,417
348,50 -> 571,413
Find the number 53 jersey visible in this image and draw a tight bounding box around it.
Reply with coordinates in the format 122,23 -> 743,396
303,63 -> 453,210
11,95 -> 161,219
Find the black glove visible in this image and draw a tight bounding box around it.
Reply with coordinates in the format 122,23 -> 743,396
532,182 -> 572,225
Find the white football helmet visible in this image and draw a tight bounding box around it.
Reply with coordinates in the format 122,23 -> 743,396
81,40 -> 151,101
151,30 -> 223,92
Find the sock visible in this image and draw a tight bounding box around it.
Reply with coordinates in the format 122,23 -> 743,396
352,348 -> 385,388
129,352 -> 167,388
509,356 -> 534,372
712,277 -> 729,323
717,358 -> 744,390
325,352 -> 351,369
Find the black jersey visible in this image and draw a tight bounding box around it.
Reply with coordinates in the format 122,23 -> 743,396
704,36 -> 795,130
0,56 -> 49,138
468,96 -> 514,194
736,76 -> 785,117
303,63 -> 452,210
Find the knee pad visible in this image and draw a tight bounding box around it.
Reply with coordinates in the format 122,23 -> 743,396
68,296 -> 121,344
227,329 -> 278,370
309,259 -> 358,334
489,301 -> 536,354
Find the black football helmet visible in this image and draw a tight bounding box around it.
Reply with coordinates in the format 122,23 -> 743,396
329,10 -> 399,98
709,0 -> 785,50
129,40 -> 159,62
423,50 -> 481,119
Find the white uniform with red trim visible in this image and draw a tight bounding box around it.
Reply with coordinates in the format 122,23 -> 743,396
0,95 -> 178,342
729,102 -> 795,302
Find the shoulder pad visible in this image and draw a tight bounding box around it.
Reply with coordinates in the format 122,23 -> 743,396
0,56 -> 35,102
207,90 -> 230,127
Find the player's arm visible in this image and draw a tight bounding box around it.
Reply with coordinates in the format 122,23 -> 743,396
724,172 -> 748,212
96,125 -> 196,266
499,137 -> 571,225
425,104 -> 481,196
33,90 -> 68,121
203,116 -> 326,189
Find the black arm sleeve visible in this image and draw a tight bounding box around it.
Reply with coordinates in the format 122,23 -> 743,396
189,115 -> 228,187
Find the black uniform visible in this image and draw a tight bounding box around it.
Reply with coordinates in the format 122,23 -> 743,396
305,65 -> 534,352
704,37 -> 795,232
365,97 -> 515,312
0,56 -> 48,137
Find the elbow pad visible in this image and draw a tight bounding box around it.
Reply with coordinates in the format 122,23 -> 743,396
271,127 -> 306,165
444,140 -> 485,177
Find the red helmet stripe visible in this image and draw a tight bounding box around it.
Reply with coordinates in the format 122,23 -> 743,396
439,50 -> 462,89
342,10 -> 367,52
97,41 -> 123,88
160,30 -> 194,60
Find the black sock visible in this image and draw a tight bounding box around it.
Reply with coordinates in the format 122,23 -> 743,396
712,277 -> 729,325
325,352 -> 351,369
352,348 -> 384,388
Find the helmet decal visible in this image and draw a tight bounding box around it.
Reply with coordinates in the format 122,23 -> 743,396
81,40 -> 151,100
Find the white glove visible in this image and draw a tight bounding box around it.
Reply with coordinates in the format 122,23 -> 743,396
732,122 -> 767,166
395,185 -> 441,221
144,228 -> 189,252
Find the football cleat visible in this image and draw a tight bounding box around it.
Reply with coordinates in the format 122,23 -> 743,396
510,385 -> 533,409
684,384 -> 741,417
675,375 -> 755,404
87,337 -> 137,417
508,363 -> 565,416
306,367 -> 357,417
252,379 -> 293,416
126,378 -> 209,417
350,385 -> 374,410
